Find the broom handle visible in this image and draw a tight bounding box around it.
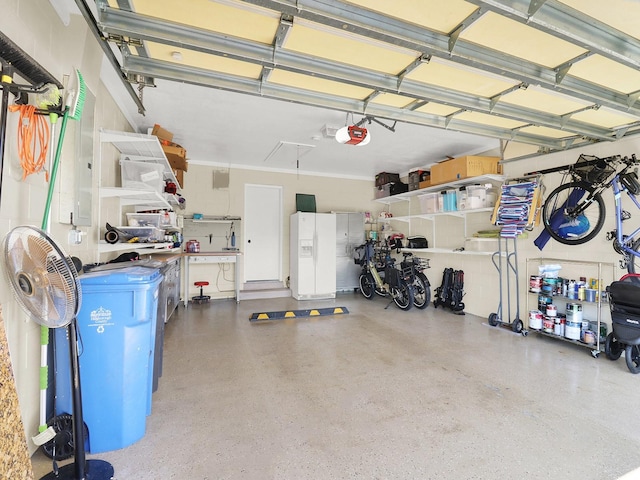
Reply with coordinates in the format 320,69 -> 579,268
41,110 -> 69,231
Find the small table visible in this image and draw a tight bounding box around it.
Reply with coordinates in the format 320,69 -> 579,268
182,252 -> 242,305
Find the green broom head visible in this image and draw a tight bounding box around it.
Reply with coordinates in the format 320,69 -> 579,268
66,68 -> 86,121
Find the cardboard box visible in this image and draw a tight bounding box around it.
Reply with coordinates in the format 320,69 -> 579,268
430,156 -> 500,185
419,179 -> 432,189
152,124 -> 174,143
173,169 -> 184,188
162,145 -> 188,171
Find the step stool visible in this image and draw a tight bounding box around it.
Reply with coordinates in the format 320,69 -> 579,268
192,281 -> 211,304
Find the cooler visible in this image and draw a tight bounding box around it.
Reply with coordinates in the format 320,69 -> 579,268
54,266 -> 162,453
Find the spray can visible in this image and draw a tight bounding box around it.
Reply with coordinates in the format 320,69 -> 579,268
231,231 -> 236,248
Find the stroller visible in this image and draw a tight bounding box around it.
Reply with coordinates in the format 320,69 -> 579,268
605,275 -> 640,373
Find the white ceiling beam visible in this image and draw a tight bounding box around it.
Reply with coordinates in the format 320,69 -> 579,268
465,0 -> 640,71
239,0 -> 640,114
122,54 -> 577,150
98,5 -> 616,141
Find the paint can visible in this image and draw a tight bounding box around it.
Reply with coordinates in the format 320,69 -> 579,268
546,304 -> 557,317
565,320 -> 581,340
553,317 -> 564,336
542,277 -> 557,296
529,310 -> 543,330
529,276 -> 542,293
566,302 -> 583,320
542,316 -> 555,333
538,294 -> 552,311
582,330 -> 596,345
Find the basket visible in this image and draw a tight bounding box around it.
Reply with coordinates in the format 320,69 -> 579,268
573,155 -> 615,183
353,243 -> 374,265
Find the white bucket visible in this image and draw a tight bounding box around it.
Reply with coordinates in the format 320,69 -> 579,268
529,310 -> 543,330
565,319 -> 581,340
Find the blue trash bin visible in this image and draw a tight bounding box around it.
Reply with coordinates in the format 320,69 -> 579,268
54,266 -> 162,453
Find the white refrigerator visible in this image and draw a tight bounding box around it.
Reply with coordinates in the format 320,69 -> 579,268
290,212 -> 336,300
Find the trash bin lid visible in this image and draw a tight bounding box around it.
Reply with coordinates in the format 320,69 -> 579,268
79,266 -> 162,286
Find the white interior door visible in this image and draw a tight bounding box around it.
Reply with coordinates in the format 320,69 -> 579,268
244,185 -> 282,282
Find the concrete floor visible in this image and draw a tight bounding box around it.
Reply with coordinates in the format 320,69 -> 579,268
32,293 -> 640,479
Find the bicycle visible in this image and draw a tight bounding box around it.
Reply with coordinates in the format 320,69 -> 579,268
541,154 -> 640,272
400,252 -> 431,309
354,239 -> 414,310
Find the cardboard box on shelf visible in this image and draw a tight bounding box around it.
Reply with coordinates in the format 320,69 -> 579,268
162,145 -> 188,171
173,169 -> 184,188
151,124 -> 174,143
430,156 -> 500,185
419,179 -> 432,189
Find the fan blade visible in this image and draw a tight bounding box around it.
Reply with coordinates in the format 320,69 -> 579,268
28,235 -> 53,267
36,284 -> 62,326
7,236 -> 26,272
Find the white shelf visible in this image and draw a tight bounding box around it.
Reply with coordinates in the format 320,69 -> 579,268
374,174 -> 506,204
402,247 -> 495,256
390,207 -> 495,222
100,129 -> 181,187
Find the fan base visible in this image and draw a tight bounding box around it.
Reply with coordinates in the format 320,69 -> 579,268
40,459 -> 114,479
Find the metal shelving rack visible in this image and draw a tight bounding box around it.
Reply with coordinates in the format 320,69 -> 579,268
525,257 -> 616,357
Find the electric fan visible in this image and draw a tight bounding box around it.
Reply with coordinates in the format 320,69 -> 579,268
3,226 -> 113,480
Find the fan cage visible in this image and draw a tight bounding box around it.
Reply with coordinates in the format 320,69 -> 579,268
3,226 -> 80,328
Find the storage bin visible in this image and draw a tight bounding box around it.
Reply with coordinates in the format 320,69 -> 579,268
121,160 -> 165,192
375,172 -> 400,187
127,213 -> 162,228
419,192 -> 441,213
117,226 -> 165,242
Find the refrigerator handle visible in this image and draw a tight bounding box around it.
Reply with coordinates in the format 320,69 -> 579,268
313,231 -> 318,265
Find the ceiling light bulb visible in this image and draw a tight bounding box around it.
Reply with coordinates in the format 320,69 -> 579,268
171,51 -> 183,61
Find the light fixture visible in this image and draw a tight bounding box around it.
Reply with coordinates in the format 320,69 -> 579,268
335,125 -> 371,146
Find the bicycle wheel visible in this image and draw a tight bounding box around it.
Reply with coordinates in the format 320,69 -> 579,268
412,272 -> 430,309
542,181 -> 605,245
392,281 -> 413,310
359,273 -> 375,299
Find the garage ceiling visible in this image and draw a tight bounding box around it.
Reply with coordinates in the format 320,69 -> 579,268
83,0 -> 640,178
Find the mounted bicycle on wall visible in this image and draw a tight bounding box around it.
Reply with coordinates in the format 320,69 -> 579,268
533,154 -> 640,273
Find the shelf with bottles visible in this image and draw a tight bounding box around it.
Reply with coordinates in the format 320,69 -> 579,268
525,257 -> 616,357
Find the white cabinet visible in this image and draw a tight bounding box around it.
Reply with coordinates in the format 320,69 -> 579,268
336,212 -> 365,291
375,174 -> 505,255
98,130 -> 182,256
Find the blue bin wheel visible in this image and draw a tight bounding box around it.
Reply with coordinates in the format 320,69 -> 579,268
42,414 -> 88,461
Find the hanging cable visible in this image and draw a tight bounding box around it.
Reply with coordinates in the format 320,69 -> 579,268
8,103 -> 50,180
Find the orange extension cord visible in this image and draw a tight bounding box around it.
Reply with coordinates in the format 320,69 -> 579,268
8,104 -> 50,181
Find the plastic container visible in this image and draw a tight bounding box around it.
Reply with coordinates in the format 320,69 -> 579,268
443,189 -> 457,212
117,226 -> 164,242
127,213 -> 162,228
54,266 -> 162,453
120,159 -> 165,192
419,192 -> 441,213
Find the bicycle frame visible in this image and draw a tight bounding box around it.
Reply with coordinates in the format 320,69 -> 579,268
611,175 -> 640,264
